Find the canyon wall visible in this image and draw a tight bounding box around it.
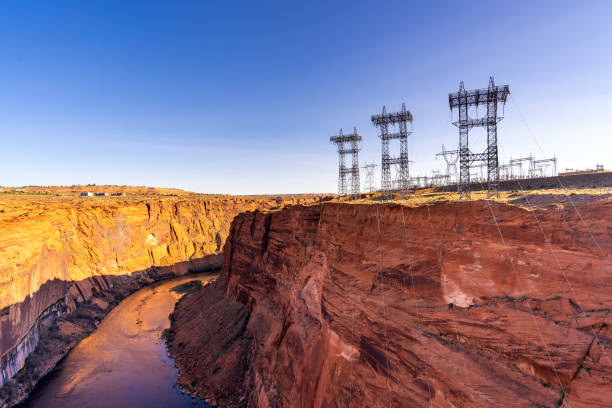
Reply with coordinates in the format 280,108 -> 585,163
168,195 -> 612,407
0,194 -> 323,389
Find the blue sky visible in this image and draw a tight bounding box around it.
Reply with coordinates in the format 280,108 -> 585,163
0,1 -> 610,194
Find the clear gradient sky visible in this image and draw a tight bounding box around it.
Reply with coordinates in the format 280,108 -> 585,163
1,1 -> 611,194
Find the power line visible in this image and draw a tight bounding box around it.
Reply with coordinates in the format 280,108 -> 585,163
510,94 -> 611,266
471,177 -> 575,407
400,205 -> 434,404
375,205 -> 392,406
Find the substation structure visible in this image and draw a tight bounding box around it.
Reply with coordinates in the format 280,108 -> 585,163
410,153 -> 559,189
449,77 -> 510,199
362,162 -> 377,193
502,156 -> 558,180
371,103 -> 413,197
330,127 -> 362,198
436,144 -> 459,188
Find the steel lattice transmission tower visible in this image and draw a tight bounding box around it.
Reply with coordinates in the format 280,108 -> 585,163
330,127 -> 362,199
436,144 -> 459,186
362,162 -> 377,192
371,104 -> 413,197
448,77 -> 510,199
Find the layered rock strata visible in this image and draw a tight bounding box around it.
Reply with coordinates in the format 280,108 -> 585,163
0,194 -> 324,406
168,195 -> 612,408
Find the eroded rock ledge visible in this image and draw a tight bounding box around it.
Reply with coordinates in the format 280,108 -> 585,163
168,197 -> 611,408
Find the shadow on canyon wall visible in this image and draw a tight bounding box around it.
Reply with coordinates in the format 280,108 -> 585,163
0,254 -> 222,405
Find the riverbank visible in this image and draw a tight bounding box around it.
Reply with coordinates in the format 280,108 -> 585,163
17,272 -> 217,408
0,192 -> 328,407
2,268 -> 217,408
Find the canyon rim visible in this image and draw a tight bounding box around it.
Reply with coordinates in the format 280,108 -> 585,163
166,193 -> 611,408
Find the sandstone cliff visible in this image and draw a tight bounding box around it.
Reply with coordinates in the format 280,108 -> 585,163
168,195 -> 612,407
0,193 -> 324,394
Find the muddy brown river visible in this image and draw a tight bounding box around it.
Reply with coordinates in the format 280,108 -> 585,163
20,273 -> 216,408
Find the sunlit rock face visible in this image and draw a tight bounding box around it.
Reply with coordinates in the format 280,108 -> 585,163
169,197 -> 612,408
0,193 -> 324,387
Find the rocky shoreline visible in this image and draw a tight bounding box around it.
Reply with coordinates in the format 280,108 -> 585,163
166,276 -> 249,407
1,263 -> 220,408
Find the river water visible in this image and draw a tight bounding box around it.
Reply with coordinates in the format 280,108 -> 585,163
20,273 -> 216,408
